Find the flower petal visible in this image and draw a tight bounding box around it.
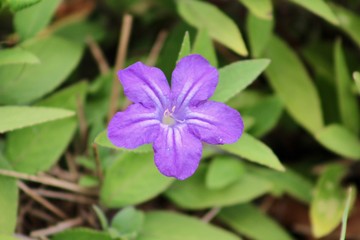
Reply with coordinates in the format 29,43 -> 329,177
187,101 -> 244,144
171,54 -> 218,108
108,104 -> 161,149
118,62 -> 170,108
153,125 -> 202,180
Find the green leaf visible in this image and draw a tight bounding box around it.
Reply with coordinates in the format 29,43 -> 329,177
5,82 -> 87,174
248,165 -> 313,203
177,31 -> 191,61
334,39 -> 359,134
0,235 -> 19,240
340,187 -> 356,240
264,36 -> 323,134
6,0 -> 41,12
238,0 -> 273,20
315,124 -> 360,160
111,207 -> 144,238
192,29 -> 218,67
331,4 -> 360,48
0,155 -> 18,235
0,36 -> 84,105
94,130 -> 152,153
211,59 -> 270,103
0,106 -> 74,134
310,164 -> 353,238
138,211 -> 241,240
243,95 -> 283,137
100,152 -> 174,208
206,156 -> 245,190
287,0 -> 339,25
220,133 -> 285,171
14,0 -> 61,40
246,13 -> 274,58
92,205 -> 109,230
52,228 -> 112,240
0,47 -> 39,65
354,71 -> 360,94
219,204 -> 294,240
176,0 -> 248,56
165,166 -> 270,209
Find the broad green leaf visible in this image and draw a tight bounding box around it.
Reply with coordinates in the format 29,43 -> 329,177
0,47 -> 39,65
239,0 -> 273,20
52,228 -> 112,240
315,124 -> 360,160
177,31 -> 191,61
0,106 -> 74,133
111,207 -> 144,238
5,82 -> 87,174
248,165 -> 313,203
138,211 -> 241,240
310,164 -> 354,238
101,152 -> 173,207
0,36 -> 83,105
6,0 -> 41,12
212,59 -> 270,103
334,39 -> 359,134
0,155 -> 18,235
206,156 -> 245,190
176,0 -> 248,56
14,0 -> 61,40
165,166 -> 270,209
220,133 -> 285,171
94,130 -> 152,153
219,204 -> 293,240
247,12 -> 274,58
264,36 -> 323,134
0,235 -> 19,240
331,4 -> 360,48
243,95 -> 283,137
192,29 -> 218,67
287,0 -> 339,25
354,71 -> 360,94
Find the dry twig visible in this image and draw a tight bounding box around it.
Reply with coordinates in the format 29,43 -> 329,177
30,217 -> 83,238
202,207 -> 221,223
35,189 -> 96,205
86,35 -> 110,74
92,144 -> 104,184
146,30 -> 168,66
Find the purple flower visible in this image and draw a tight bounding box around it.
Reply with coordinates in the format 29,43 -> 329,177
108,54 -> 244,180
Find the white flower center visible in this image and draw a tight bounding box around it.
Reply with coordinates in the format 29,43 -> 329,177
162,106 -> 178,126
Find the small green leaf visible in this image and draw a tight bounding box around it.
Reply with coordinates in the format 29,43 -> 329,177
334,39 -> 359,134
111,207 -> 144,238
353,71 -> 360,94
340,187 -> 356,240
238,0 -> 273,20
101,152 -> 174,208
0,155 -> 18,235
220,133 -> 285,171
331,4 -> 360,48
246,13 -> 274,58
52,228 -> 112,240
93,205 -> 109,230
192,29 -> 218,67
6,0 -> 41,12
264,36 -> 324,134
177,31 -> 191,61
0,106 -> 74,134
5,82 -> 87,174
14,0 -> 61,40
219,204 -> 294,240
211,59 -> 270,103
94,130 -> 152,153
315,124 -> 360,160
138,211 -> 241,240
176,0 -> 248,56
0,36 -> 84,105
0,47 -> 39,65
310,164 -> 353,238
206,156 -> 245,190
79,175 -> 99,187
287,0 -> 339,25
165,166 -> 270,209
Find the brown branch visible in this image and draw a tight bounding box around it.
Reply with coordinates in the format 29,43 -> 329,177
30,217 -> 83,238
35,189 -> 96,205
146,30 -> 168,66
65,152 -> 79,181
107,13 -> 133,122
202,207 -> 221,223
29,209 -> 57,223
76,95 -> 88,150
86,36 -> 110,74
0,169 -> 97,196
18,182 -> 68,220
92,144 -> 104,184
